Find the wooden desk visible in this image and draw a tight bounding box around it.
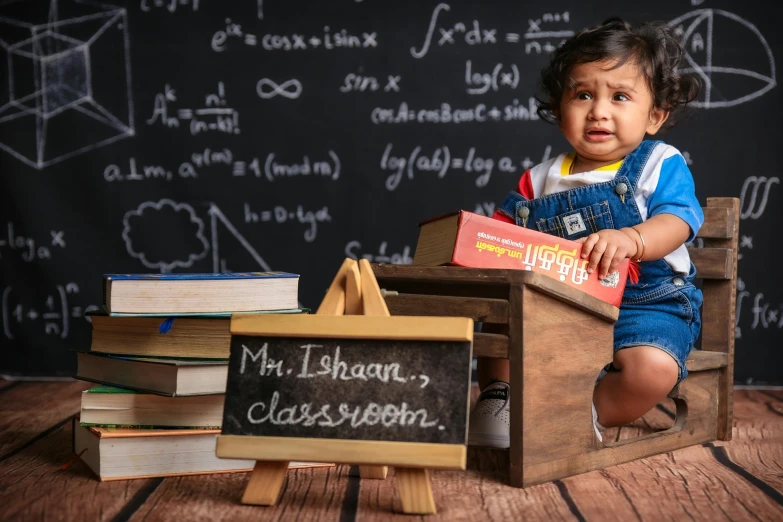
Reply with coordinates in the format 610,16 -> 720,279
1,378 -> 781,521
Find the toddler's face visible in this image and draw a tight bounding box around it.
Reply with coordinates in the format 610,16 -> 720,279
557,60 -> 668,172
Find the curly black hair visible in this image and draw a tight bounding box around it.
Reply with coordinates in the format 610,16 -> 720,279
537,17 -> 701,130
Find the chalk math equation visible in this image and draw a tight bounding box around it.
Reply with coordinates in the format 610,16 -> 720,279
103,150 -> 341,183
2,283 -> 97,340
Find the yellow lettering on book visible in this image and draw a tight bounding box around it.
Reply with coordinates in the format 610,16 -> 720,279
537,244 -> 559,270
571,259 -> 589,285
521,244 -> 538,270
475,237 -> 587,285
555,248 -> 578,282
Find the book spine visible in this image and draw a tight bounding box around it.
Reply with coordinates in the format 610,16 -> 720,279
103,278 -> 111,313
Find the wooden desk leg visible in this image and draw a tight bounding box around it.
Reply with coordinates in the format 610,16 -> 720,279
359,465 -> 388,479
395,467 -> 436,514
508,284 -> 524,488
241,461 -> 289,505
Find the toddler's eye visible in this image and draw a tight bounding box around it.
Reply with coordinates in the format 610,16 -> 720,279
576,91 -> 592,100
614,93 -> 630,101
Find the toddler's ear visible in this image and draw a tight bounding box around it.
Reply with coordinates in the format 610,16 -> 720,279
646,108 -> 669,135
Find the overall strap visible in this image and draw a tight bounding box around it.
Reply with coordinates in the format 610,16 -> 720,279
497,190 -> 528,221
614,140 -> 661,191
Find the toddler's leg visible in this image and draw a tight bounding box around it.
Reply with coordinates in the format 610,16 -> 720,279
477,357 -> 509,389
593,346 -> 679,427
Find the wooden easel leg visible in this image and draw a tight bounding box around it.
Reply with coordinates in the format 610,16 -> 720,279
357,259 -> 391,483
241,461 -> 289,506
394,467 -> 436,514
359,465 -> 388,479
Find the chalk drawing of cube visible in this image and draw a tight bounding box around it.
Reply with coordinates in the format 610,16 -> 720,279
0,0 -> 135,169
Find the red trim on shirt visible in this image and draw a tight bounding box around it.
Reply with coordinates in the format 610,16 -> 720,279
492,210 -> 514,223
518,169 -> 534,199
492,169 -> 534,223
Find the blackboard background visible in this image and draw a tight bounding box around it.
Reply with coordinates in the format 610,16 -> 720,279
221,335 -> 472,443
1,1 -> 780,383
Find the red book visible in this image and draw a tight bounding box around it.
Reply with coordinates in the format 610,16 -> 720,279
412,210 -> 631,307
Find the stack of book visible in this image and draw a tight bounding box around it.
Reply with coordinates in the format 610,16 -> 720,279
73,272 -> 322,480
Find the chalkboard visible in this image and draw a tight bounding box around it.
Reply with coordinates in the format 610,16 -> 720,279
221,335 -> 472,443
1,1 -> 781,385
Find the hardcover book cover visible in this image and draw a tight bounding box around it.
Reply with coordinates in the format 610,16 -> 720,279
103,272 -> 299,281
102,272 -> 300,314
413,210 -> 632,307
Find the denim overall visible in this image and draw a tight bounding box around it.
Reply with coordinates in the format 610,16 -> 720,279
498,140 -> 702,381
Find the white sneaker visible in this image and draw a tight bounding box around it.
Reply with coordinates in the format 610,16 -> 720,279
468,381 -> 510,448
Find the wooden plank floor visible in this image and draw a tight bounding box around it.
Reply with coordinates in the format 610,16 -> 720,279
0,379 -> 781,521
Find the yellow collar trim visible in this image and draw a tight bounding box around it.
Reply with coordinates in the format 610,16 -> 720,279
560,153 -> 624,176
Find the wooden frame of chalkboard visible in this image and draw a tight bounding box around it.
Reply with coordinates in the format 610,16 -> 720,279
216,297 -> 474,514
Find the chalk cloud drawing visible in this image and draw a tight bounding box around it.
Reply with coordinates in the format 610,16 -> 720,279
0,0 -> 134,169
669,9 -> 776,108
123,200 -> 273,274
123,199 -> 209,273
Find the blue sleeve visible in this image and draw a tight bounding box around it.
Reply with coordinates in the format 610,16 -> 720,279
647,154 -> 704,242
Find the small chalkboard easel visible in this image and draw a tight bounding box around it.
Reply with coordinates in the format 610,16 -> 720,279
218,258 -> 473,515
313,258 -> 391,481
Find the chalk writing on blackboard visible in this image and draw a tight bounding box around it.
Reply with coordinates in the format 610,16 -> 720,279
260,152 -> 341,181
207,204 -> 272,273
340,73 -> 402,93
0,224 -> 66,262
472,203 -> 496,217
123,200 -> 209,273
147,82 -> 240,135
739,176 -> 779,220
212,20 -> 378,53
223,334 -> 472,443
465,61 -> 520,95
105,150 -> 341,183
191,148 -> 233,168
669,9 -> 776,108
411,3 -> 573,59
371,98 -> 540,125
243,205 -> 331,242
256,78 -> 303,100
345,241 -> 413,265
121,200 -> 312,273
739,236 -> 753,262
735,278 -> 783,341
380,143 -> 551,190
0,2 -> 134,169
2,283 -> 94,340
104,157 -> 199,183
140,0 -> 199,13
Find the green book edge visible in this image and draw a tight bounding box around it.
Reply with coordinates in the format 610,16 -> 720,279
86,385 -> 136,394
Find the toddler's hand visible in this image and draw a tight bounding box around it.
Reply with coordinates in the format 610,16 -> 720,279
576,229 -> 637,279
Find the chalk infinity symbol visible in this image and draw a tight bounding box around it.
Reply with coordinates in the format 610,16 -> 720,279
256,78 -> 303,99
